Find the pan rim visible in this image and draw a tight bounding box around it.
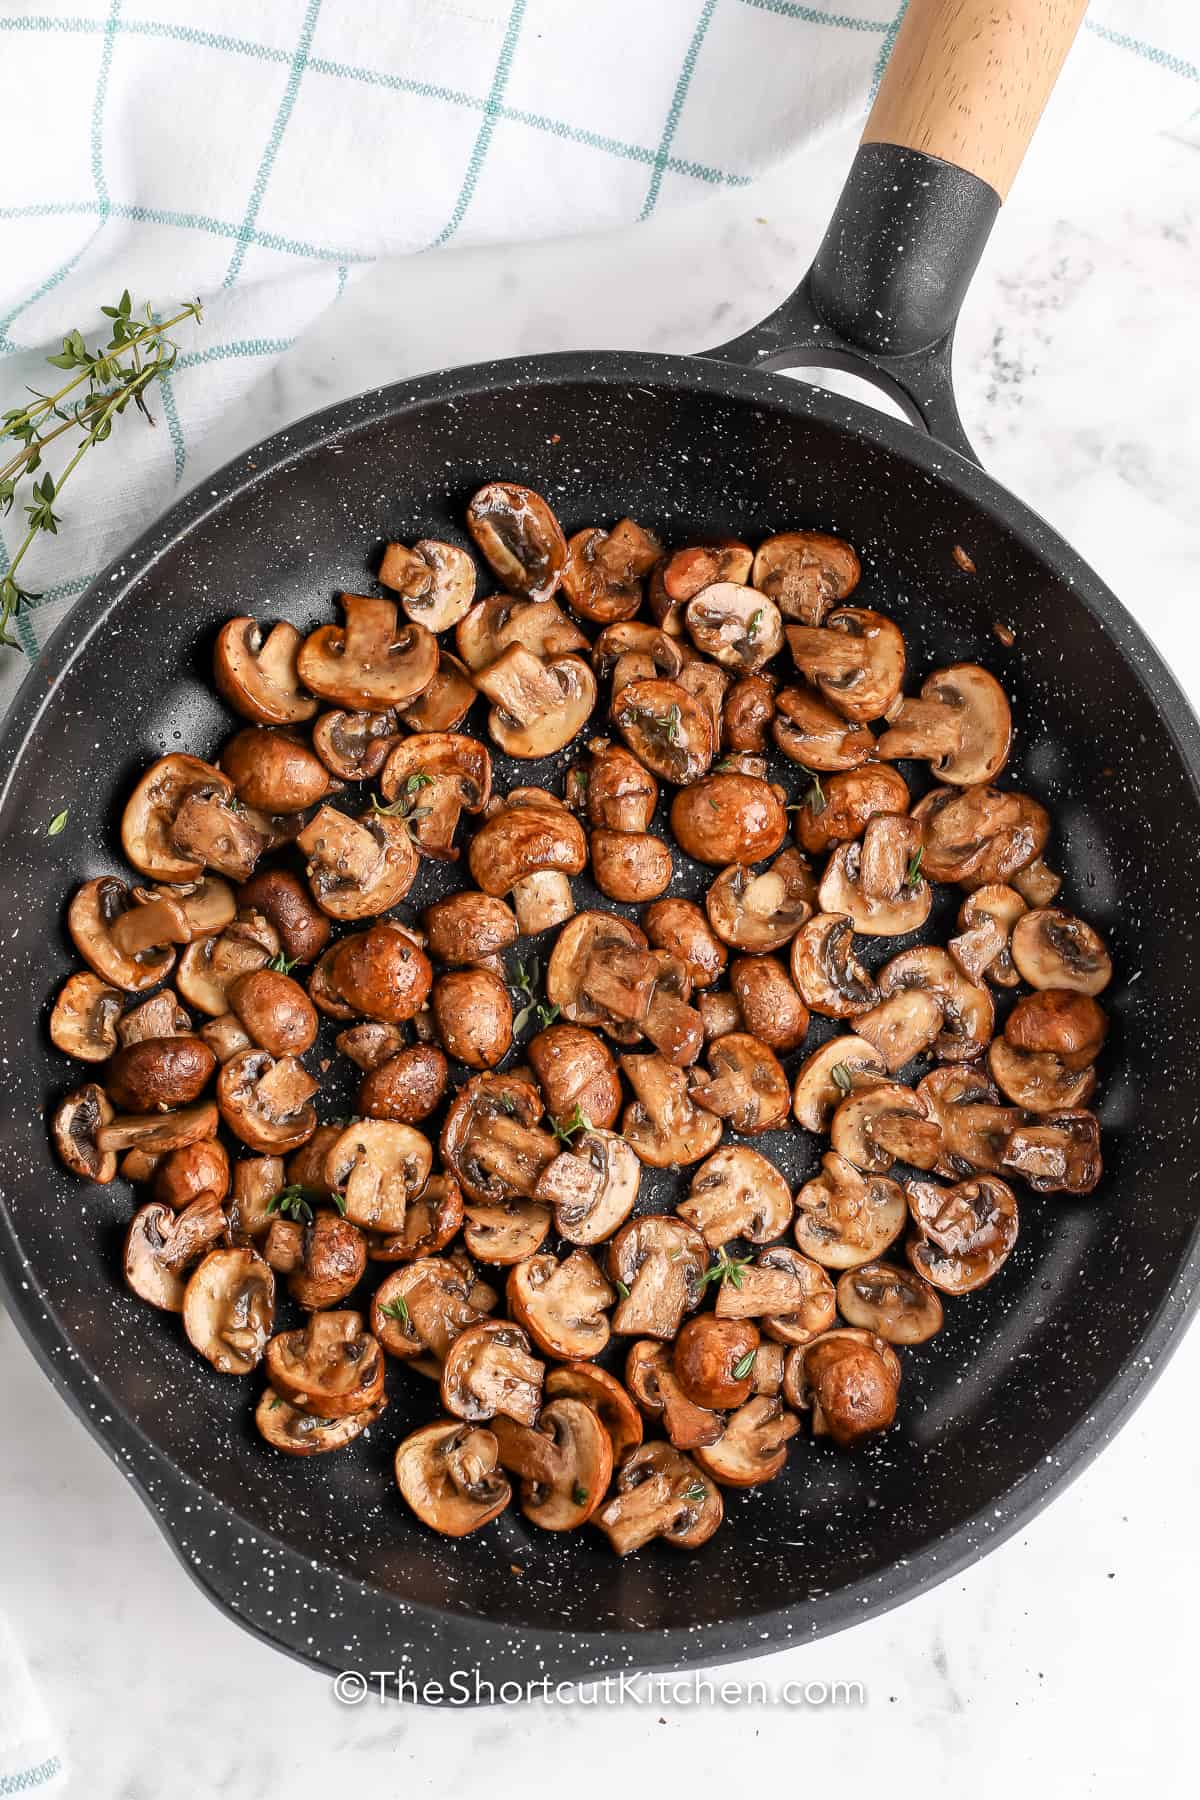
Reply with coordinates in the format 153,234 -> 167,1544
4,346 -> 1200,1690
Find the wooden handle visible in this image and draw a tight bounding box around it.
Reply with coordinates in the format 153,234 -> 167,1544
863,0 -> 1088,200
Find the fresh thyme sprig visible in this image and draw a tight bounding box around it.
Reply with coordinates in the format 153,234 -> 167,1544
265,1183 -> 320,1225
511,953 -> 544,1035
696,1248 -> 753,1293
551,1102 -> 593,1147
0,293 -> 202,648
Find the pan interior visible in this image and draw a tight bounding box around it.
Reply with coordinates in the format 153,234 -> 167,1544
0,365 -> 1193,1640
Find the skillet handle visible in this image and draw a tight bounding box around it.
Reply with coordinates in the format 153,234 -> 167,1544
706,0 -> 1088,462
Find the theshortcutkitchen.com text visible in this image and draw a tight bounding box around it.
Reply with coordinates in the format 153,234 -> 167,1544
332,1668 -> 867,1708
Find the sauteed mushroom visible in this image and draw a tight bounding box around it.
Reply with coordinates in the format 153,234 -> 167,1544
491,1397 -> 614,1529
257,1387 -> 387,1457
297,804 -> 418,920
613,678 -> 714,784
797,1330 -> 900,1447
619,1052 -> 723,1168
831,1084 -> 940,1174
786,607 -> 905,722
948,883 -> 1026,987
217,1048 -> 318,1153
297,594 -> 437,710
475,647 -> 598,759
68,877 -> 180,993
379,732 -> 491,860
220,728 -> 339,813
507,1250 -> 615,1359
694,1395 -> 801,1488
673,1316 -> 760,1410
907,1175 -> 1019,1293
794,1152 -> 907,1268
183,1247 -> 274,1374
265,1310 -> 385,1415
441,1072 -> 557,1207
431,968 -> 513,1069
706,848 -> 815,953
379,538 -> 476,631
773,685 -> 875,770
589,829 -> 673,903
534,1129 -> 640,1245
563,518 -> 661,623
359,1043 -> 449,1124
154,1138 -> 230,1209
466,482 -> 567,602
457,594 -> 586,672
176,912 -> 279,1016
237,868 -> 331,965
468,800 -> 588,935
714,1246 -> 836,1346
105,1034 -> 216,1113
790,912 -> 877,1018
878,946 -> 995,1061
791,1036 -> 887,1131
671,773 -> 787,867
124,1192 -> 226,1310
837,1261 -> 944,1345
441,1318 -> 544,1427
818,814 -> 931,935
312,707 -> 402,782
527,1024 -> 621,1131
394,1420 -> 511,1536
52,1085 -> 111,1183
423,890 -> 517,976
677,1145 -> 793,1248
117,988 -> 192,1048
1000,1111 -> 1101,1195
876,663 -> 1012,785
214,618 -> 317,726
608,1215 -> 707,1339
913,784 -> 1050,888
624,1342 -> 723,1452
593,1443 -> 722,1555
685,583 -> 783,673
751,531 -> 860,624
1011,909 -> 1113,995
50,972 -> 123,1062
792,763 -> 909,855
545,1361 -> 643,1461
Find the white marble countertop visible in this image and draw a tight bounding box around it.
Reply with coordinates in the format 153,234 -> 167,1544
2,114 -> 1199,1799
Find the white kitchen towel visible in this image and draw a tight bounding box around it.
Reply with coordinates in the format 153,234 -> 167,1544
0,1615 -> 66,1794
0,0 -> 1196,701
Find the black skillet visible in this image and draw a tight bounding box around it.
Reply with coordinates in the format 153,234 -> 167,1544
3,0 -> 1198,1694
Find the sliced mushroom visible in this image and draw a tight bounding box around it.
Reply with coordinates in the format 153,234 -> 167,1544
182,1247 -> 274,1374
987,1037 -> 1096,1113
643,898 -> 726,991
468,801 -> 587,935
68,877 -> 179,993
257,1387 -> 388,1456
456,593 -> 586,672
907,1174 -> 1020,1292
694,1395 -> 800,1488
176,913 -> 279,1017
311,708 -> 402,783
593,620 -> 685,696
791,1035 -> 888,1130
678,1145 -> 793,1248
398,649 -> 479,734
948,883 -> 1027,987
166,791 -> 265,885
789,913 -> 877,1018
796,1330 -> 900,1446
1011,856 -> 1063,908
466,482 -> 566,602
916,1064 -> 1023,1176
527,1024 -> 621,1131
545,1361 -> 643,1461
654,538 -> 753,624
562,517 -> 661,623
358,1043 -> 449,1124
794,1151 -> 907,1268
818,815 -> 931,935
117,988 -> 192,1047
120,754 -> 236,882
441,1072 -> 557,1206
217,1048 -> 318,1153
265,1310 -> 385,1415
228,1155 -> 286,1242
786,607 -> 905,723
714,1246 -> 836,1345
440,1318 -> 544,1427
545,911 -> 647,1041
684,583 -> 783,673
593,1443 -> 722,1555
706,849 -> 816,953
50,971 -> 123,1062
105,1034 -> 216,1113
462,1198 -> 552,1265
297,594 -> 437,711
379,537 -> 476,631
619,1052 -> 724,1168
296,805 -> 418,920
323,1120 -> 432,1232
534,1130 -> 640,1245
371,1253 -> 495,1359
423,890 -> 518,976
572,738 -> 659,834
877,946 -> 995,1061
831,1084 -> 941,1174
214,618 -> 317,726
912,784 -> 1050,888
368,1174 -> 464,1264
751,531 -> 860,624
999,1111 -> 1101,1195
92,1101 -> 219,1160
877,663 -> 1012,785
607,1215 -> 707,1339
331,922 -> 433,1024
153,1138 -> 230,1209
670,773 -> 787,868
672,1316 -> 760,1410
837,1260 -> 944,1345
612,677 -> 714,785
1010,909 -> 1113,995
773,686 -> 876,771
394,1420 -> 511,1536
623,1342 -> 724,1451
124,1192 -> 226,1310
490,1396 -> 614,1529
853,987 -> 944,1072
473,647 -> 598,760
378,732 -> 491,861
51,1084 -> 106,1182
507,1250 -> 614,1359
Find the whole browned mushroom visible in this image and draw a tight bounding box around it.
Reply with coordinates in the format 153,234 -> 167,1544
422,890 -> 518,977
673,1315 -> 760,1410
677,1145 -> 793,1248
220,728 -> 340,814
153,1138 -> 230,1209
796,1330 -> 900,1446
214,618 -> 318,726
237,868 -> 331,965
359,1044 -> 449,1123
729,956 -> 810,1052
432,968 -> 513,1069
751,531 -> 860,624
227,969 -> 318,1058
527,1023 -> 621,1131
394,1420 -> 511,1536
182,1247 -> 275,1374
572,739 -> 658,833
593,1442 -> 722,1555
105,1034 -> 216,1112
267,1208 -> 367,1310
328,922 -> 432,1026
297,594 -> 437,711
794,1151 -> 908,1268
50,971 -> 123,1061
467,482 -> 567,602
670,773 -> 787,867
468,800 -> 588,935
265,1310 -> 385,1415
589,828 -> 673,903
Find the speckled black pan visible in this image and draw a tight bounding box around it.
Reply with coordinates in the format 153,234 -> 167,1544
2,132 -> 1199,1697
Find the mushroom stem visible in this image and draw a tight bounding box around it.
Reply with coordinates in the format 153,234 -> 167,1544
110,898 -> 191,958
511,869 -> 575,934
596,1472 -> 676,1555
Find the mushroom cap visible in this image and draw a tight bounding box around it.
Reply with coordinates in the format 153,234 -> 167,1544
423,890 -> 518,970
837,1260 -> 944,1345
325,1119 -> 433,1232
431,968 -> 513,1070
53,1083 -> 116,1182
791,1035 -> 888,1131
921,663 -> 1012,785
220,727 -> 339,813
670,773 -> 787,867
331,922 -> 433,1024
800,1332 -> 900,1446
394,1420 -> 511,1536
589,828 -> 673,904
297,596 -> 438,711
722,673 -> 777,753
214,618 -> 317,726
228,969 -> 318,1058
694,1394 -> 801,1487
792,763 -> 909,855
913,784 -> 1050,887
105,1034 -> 216,1112
576,739 -> 659,833
50,971 -> 123,1062
121,754 -> 235,882
684,582 -> 784,673
153,1138 -> 230,1210
1005,988 -> 1107,1068
440,1318 -> 544,1427
68,877 -> 178,994
706,849 -> 816,954
466,482 -> 567,602
612,678 -> 714,785
182,1247 -> 275,1374
643,898 -> 727,989
906,1174 -> 1019,1293
773,685 -> 876,771
507,1249 -> 615,1359
794,1150 -> 907,1268
176,913 -> 279,1016
729,955 -> 810,1052
751,531 -> 860,623
256,1387 -> 388,1456
545,1360 -> 643,1461
878,945 -> 995,1060
672,1315 -> 760,1410
467,803 -> 588,899
358,1043 -> 449,1124
1010,909 -> 1113,995
678,1145 -> 794,1248
287,1209 -> 368,1310
527,1024 -> 622,1132
265,1310 -> 385,1416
